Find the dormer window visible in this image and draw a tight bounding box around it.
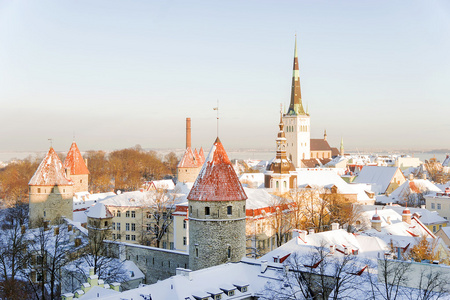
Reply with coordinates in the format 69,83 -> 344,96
233,283 -> 249,293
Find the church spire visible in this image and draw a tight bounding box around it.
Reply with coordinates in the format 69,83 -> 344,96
287,35 -> 306,116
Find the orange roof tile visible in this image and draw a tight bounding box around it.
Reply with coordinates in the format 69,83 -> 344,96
178,147 -> 203,168
64,142 -> 90,175
187,138 -> 247,201
29,148 -> 73,186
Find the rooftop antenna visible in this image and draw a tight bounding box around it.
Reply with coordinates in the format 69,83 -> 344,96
213,100 -> 219,137
48,138 -> 53,148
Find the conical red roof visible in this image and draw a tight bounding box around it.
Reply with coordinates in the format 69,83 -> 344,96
178,147 -> 203,168
188,138 -> 247,201
64,142 -> 90,175
29,148 -> 73,186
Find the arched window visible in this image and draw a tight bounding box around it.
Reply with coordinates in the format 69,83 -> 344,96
283,181 -> 287,189
276,181 -> 279,189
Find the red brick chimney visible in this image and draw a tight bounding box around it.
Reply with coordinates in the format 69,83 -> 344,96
186,117 -> 191,149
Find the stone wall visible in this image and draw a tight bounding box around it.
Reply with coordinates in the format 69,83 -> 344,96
177,167 -> 201,183
29,185 -> 73,228
189,199 -> 246,271
105,241 -> 189,284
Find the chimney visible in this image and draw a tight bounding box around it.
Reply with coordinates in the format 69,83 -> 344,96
409,173 -> 414,180
298,230 -> 307,241
371,209 -> 382,232
54,227 -> 59,236
260,260 -> 268,273
402,207 -> 411,224
329,245 -> 335,254
292,229 -> 299,238
308,229 -> 315,235
186,117 -> 191,149
68,224 -> 72,232
110,282 -> 121,292
89,267 -> 95,276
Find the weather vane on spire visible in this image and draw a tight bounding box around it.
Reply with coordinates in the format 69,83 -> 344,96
213,100 -> 219,137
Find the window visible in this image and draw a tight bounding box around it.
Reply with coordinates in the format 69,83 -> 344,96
276,181 -> 279,189
183,220 -> 187,229
131,211 -> 136,218
439,225 -> 443,230
131,235 -> 136,241
126,223 -> 130,231
80,179 -> 82,183
126,211 -> 130,218
37,188 -> 41,193
183,237 -> 187,245
433,226 -> 437,233
147,212 -> 152,219
117,211 -> 121,217
438,204 -> 441,210
112,222 -> 115,230
112,234 -> 116,239
43,211 -> 46,217
205,207 -> 210,216
189,206 -> 192,215
117,223 -> 121,231
147,223 -> 151,231
227,246 -> 231,259
227,206 -> 232,215
432,203 -> 436,209
126,235 -> 130,241
243,205 -> 245,213
131,223 -> 136,231
196,247 -> 199,257
104,221 -> 108,227
283,181 -> 287,188
170,242 -> 174,250
117,234 -> 121,240
163,241 -> 167,249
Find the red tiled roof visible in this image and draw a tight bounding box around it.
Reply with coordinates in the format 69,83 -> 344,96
187,138 -> 247,201
178,147 -> 203,168
64,142 -> 90,175
29,148 -> 73,186
310,139 -> 332,151
199,147 -> 205,164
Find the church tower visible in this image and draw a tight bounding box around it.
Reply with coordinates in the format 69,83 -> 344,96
283,36 -> 310,168
64,142 -> 90,193
29,147 -> 74,228
187,138 -> 247,271
265,111 -> 297,194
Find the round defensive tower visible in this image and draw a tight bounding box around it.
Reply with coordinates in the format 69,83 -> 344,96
187,137 -> 247,271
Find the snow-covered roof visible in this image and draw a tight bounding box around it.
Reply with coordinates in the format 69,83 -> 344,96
177,147 -> 204,168
64,142 -> 89,175
87,202 -> 113,219
91,261 -> 280,300
296,169 -> 356,195
29,147 -> 73,186
100,190 -> 182,207
146,179 -> 175,190
354,166 -> 402,193
244,188 -> 277,209
188,138 -> 247,201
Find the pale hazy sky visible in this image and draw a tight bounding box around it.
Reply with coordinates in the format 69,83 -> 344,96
1,0 -> 450,154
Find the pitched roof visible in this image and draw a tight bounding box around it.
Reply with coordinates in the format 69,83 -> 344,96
354,166 -> 403,193
187,138 -> 247,201
87,203 -> 113,219
310,139 -> 332,151
64,142 -> 90,175
177,147 -> 203,168
29,148 -> 73,186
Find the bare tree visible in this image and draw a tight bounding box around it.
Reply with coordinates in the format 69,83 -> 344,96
142,189 -> 176,248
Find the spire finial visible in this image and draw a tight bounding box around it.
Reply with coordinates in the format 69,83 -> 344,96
48,138 -> 53,148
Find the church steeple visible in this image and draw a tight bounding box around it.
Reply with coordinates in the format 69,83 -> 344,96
287,36 -> 306,116
276,110 -> 287,161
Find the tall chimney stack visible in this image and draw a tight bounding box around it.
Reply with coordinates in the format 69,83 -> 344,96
186,117 -> 191,149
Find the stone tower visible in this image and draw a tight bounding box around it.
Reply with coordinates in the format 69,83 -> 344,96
187,138 -> 247,271
283,36 -> 310,167
64,142 -> 90,193
265,111 -> 297,194
29,147 -> 74,228
87,202 -> 114,243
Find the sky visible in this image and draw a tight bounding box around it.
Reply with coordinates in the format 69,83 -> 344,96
1,0 -> 450,155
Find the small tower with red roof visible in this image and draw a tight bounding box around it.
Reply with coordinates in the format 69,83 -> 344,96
177,118 -> 205,183
187,138 -> 247,271
29,147 -> 74,228
64,142 -> 90,193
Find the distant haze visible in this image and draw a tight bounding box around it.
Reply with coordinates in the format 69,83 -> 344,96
1,1 -> 449,153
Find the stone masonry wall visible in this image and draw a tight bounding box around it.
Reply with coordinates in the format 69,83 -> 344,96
105,241 -> 189,284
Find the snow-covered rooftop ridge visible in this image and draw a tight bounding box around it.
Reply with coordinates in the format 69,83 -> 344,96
100,189 -> 183,207
29,147 -> 73,186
